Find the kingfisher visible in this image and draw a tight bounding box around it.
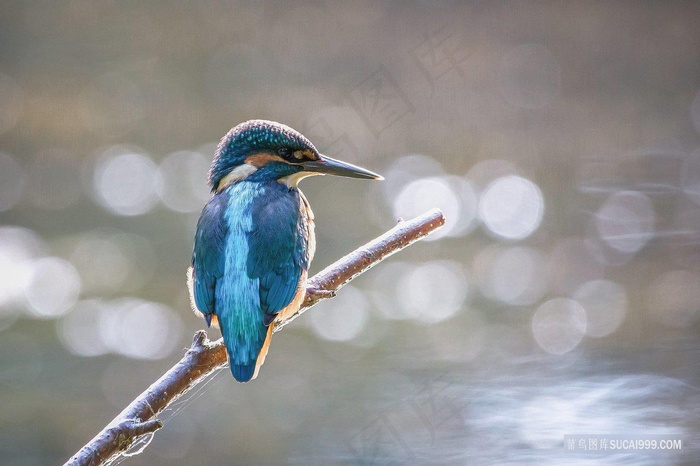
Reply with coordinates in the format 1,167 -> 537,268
188,120 -> 382,382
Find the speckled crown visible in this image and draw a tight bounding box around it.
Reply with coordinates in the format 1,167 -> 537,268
207,120 -> 318,189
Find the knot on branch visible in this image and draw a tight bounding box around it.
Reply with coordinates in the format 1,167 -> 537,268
191,330 -> 208,348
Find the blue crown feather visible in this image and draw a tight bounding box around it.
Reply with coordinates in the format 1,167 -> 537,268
208,119 -> 318,190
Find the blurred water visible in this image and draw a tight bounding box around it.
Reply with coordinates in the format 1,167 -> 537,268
288,351 -> 700,465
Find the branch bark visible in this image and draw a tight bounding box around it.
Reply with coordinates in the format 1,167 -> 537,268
65,208 -> 445,466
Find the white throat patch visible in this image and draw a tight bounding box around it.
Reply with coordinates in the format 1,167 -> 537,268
216,163 -> 258,192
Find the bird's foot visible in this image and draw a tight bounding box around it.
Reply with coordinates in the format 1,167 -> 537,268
305,286 -> 336,302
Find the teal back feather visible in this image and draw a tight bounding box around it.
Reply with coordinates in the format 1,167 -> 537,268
199,180 -> 309,381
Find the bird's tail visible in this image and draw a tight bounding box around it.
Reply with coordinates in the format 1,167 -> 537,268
228,323 -> 274,382
218,310 -> 268,383
230,363 -> 256,382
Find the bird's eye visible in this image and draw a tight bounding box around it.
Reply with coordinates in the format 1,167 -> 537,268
277,147 -> 291,158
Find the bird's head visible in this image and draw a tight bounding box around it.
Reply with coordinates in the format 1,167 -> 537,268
208,120 -> 382,192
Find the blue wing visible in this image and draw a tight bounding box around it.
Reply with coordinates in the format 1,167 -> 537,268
190,192 -> 229,321
193,182 -> 310,382
246,184 -> 310,322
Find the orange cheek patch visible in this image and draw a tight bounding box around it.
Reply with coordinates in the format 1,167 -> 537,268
245,152 -> 284,168
293,149 -> 317,161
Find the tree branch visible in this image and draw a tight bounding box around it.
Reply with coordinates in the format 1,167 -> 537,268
65,208 -> 445,466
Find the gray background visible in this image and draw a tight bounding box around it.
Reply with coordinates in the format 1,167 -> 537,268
0,1 -> 699,464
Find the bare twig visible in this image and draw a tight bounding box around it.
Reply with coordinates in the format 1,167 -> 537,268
65,208 -> 445,466
275,208 -> 446,331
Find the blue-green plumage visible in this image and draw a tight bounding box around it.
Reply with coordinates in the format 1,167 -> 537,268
192,181 -> 309,382
191,192 -> 227,326
189,120 -> 381,382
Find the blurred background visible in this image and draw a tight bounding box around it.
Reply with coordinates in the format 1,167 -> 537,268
1,1 -> 699,464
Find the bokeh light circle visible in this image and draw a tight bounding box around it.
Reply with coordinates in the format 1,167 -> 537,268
596,191 -> 655,254
58,300 -> 110,357
156,151 -> 211,213
309,285 -> 369,342
98,299 -> 183,360
573,280 -> 627,338
466,159 -> 519,192
476,246 -> 548,305
0,227 -> 45,330
92,147 -> 160,216
397,261 -> 468,323
393,176 -> 477,240
479,175 -> 544,240
25,257 -> 81,319
532,298 -> 587,355
69,235 -> 132,294
0,227 -> 44,307
381,154 -> 445,202
369,261 -> 415,321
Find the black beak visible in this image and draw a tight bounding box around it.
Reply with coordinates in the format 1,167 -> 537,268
301,154 -> 383,180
